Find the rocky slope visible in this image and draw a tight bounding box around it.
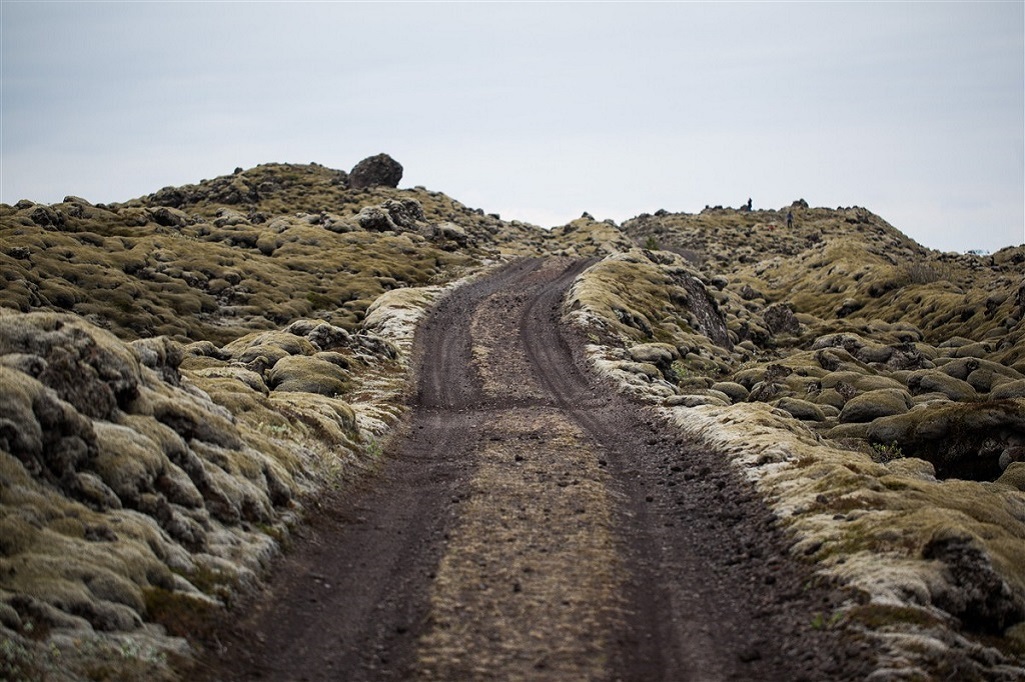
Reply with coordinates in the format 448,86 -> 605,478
562,205 -> 1025,677
2,159 -> 1023,680
0,156 -> 533,680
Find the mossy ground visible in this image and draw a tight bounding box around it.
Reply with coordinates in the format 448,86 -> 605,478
0,162 -> 507,680
2,165 -> 1022,678
565,203 -> 1024,676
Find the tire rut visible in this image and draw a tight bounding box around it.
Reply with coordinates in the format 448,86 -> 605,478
194,257 -> 870,681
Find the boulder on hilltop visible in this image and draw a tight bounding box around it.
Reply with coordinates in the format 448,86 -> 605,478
349,153 -> 403,189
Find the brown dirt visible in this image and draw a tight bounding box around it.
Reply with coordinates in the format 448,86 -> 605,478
190,258 -> 873,681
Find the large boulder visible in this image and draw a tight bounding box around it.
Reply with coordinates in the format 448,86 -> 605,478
992,379 -> 1025,400
922,529 -> 1025,634
763,302 -> 801,336
908,370 -> 978,402
267,355 -> 350,396
349,153 -> 403,189
352,198 -> 428,233
774,396 -> 826,422
838,388 -> 913,424
354,205 -> 398,232
710,381 -> 749,403
628,343 -> 679,373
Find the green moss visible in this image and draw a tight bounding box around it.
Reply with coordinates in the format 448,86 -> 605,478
1,634 -> 53,682
0,169 -> 495,343
72,634 -> 180,682
306,291 -> 336,309
809,610 -> 844,630
143,586 -> 220,641
172,563 -> 236,604
845,603 -> 945,629
0,513 -> 40,556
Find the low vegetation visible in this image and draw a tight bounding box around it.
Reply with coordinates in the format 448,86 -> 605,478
2,162 -> 1023,679
565,203 -> 1025,677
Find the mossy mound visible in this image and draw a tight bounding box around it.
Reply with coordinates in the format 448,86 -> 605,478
566,205 -> 1024,488
0,269 -> 441,678
0,162 -> 555,345
661,402 -> 1025,676
566,248 -> 732,351
543,213 -> 636,257
1,309 -> 302,669
4,162 -> 1023,677
573,202 -> 1024,675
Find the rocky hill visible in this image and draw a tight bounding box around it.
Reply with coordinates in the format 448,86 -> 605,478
1,157 -> 1023,679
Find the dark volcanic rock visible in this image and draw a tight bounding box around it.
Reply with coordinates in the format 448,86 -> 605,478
923,530 -> 1025,634
349,154 -> 403,190
763,302 -> 801,337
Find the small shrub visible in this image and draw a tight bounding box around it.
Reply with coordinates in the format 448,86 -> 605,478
670,359 -> 691,380
871,441 -> 904,463
810,610 -> 844,630
364,436 -> 383,459
259,421 -> 290,436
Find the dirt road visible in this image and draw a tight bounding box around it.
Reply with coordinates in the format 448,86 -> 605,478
195,259 -> 868,680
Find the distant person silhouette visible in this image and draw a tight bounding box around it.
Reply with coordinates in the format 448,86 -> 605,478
786,210 -> 793,229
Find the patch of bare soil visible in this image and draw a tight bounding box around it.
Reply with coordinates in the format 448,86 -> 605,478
191,258 -> 872,681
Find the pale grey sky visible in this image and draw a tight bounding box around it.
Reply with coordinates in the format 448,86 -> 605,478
2,1 -> 1023,253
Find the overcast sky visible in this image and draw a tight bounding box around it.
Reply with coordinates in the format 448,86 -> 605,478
2,1 -> 1022,253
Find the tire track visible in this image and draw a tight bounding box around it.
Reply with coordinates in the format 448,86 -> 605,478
196,258 -> 869,681
518,259 -> 727,680
516,259 -> 869,681
415,408 -> 623,681
194,260 -> 544,681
